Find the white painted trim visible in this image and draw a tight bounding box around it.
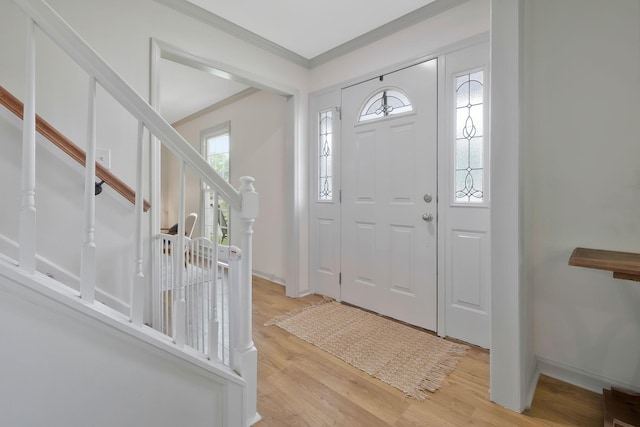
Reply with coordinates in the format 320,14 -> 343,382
153,39 -> 294,97
537,356 -> 640,395
0,233 -> 130,315
154,0 -> 471,69
149,38 -> 302,299
95,288 -> 129,317
310,33 -> 490,98
149,37 -> 163,328
285,94 -> 302,297
309,0 -> 470,68
252,270 -> 286,287
525,367 -> 540,410
153,0 -> 309,68
436,54 -> 447,338
489,0 -> 527,412
247,413 -> 263,426
172,88 -> 259,128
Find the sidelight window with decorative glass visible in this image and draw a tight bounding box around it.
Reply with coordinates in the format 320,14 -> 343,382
318,109 -> 333,201
454,70 -> 485,204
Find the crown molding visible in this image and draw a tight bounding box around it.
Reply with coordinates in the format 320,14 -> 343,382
171,87 -> 259,127
155,0 -> 470,70
309,0 -> 469,68
154,0 -> 311,68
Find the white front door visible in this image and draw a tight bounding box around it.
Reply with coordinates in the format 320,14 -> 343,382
340,60 -> 438,330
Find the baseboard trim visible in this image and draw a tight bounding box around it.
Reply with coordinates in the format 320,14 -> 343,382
252,269 -> 286,286
525,367 -> 540,410
95,288 -> 130,316
536,355 -> 640,394
0,233 -> 130,315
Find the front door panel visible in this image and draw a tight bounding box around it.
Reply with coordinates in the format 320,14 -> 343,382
341,60 -> 438,330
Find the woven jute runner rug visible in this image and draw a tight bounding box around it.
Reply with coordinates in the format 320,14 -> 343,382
266,300 -> 468,400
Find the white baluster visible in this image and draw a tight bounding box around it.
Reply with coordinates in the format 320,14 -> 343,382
131,122 -> 145,325
208,193 -> 220,361
227,246 -> 241,369
173,161 -> 186,347
80,77 -> 97,303
19,17 -> 36,274
235,176 -> 259,423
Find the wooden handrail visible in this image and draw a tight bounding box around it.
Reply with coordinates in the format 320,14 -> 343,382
0,85 -> 150,212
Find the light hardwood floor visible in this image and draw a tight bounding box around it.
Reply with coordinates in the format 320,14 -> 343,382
252,277 -> 603,426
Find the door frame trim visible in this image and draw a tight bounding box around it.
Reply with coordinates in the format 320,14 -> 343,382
308,33 -> 490,338
149,38 -> 302,298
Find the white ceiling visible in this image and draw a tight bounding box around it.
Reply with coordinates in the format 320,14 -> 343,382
186,0 -> 437,60
162,0 -> 439,123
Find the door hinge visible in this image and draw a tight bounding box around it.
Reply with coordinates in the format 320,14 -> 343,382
336,106 -> 342,120
339,272 -> 342,285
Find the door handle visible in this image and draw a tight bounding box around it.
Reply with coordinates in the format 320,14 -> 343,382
422,213 -> 433,222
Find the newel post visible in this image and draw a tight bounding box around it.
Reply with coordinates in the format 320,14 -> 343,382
236,176 -> 259,425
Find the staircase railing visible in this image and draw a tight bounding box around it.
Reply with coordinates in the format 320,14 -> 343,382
11,0 -> 259,424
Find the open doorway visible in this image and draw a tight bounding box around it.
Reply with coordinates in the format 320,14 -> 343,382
149,39 -> 299,292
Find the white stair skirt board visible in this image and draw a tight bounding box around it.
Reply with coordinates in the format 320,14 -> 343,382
536,356 -> 640,395
0,259 -> 246,427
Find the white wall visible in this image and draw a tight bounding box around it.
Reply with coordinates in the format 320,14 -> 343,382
526,0 -> 640,391
172,90 -> 289,283
0,271 -> 234,427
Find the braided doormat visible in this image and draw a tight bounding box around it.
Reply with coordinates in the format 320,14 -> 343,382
266,300 -> 468,400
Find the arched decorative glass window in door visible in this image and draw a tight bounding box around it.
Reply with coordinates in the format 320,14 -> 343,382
454,70 -> 485,203
359,89 -> 413,122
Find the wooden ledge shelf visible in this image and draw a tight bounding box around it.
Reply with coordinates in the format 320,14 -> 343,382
569,247 -> 640,282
